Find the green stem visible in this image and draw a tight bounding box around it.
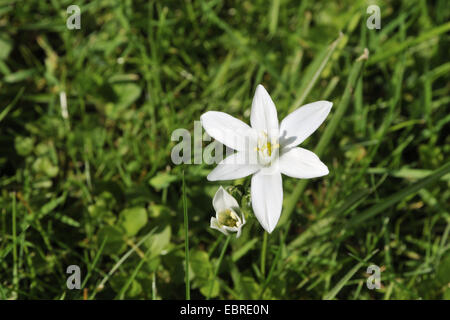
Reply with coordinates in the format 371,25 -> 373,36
182,170 -> 190,300
12,192 -> 18,299
152,272 -> 156,300
259,221 -> 291,299
207,235 -> 230,300
260,231 -> 268,278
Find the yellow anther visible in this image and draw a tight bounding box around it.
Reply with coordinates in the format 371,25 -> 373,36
218,209 -> 239,227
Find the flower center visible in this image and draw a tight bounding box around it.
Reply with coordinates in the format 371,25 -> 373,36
218,209 -> 241,228
255,131 -> 279,166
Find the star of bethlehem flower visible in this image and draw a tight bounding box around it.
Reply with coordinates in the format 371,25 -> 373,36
201,84 -> 332,233
210,186 -> 246,238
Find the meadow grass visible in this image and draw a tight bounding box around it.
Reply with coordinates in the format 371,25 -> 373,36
0,0 -> 449,299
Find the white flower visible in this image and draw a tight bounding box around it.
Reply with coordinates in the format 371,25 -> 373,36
210,186 -> 246,238
201,84 -> 331,233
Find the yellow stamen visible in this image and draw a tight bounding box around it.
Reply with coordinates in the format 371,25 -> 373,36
218,209 -> 240,227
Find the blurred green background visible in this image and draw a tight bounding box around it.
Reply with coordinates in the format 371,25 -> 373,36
0,0 -> 449,299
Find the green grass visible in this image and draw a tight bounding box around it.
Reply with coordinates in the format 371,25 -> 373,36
1,0 -> 450,300
182,169 -> 190,300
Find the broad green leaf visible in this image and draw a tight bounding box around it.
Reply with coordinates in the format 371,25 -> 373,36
200,280 -> 219,298
119,207 -> 147,236
190,250 -> 212,286
149,172 -> 177,191
145,225 -> 171,258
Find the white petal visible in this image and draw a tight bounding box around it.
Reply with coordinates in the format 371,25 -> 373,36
207,152 -> 260,181
250,85 -> 279,134
279,147 -> 329,179
236,226 -> 243,238
223,225 -> 239,233
251,171 -> 283,233
212,186 -> 239,213
201,111 -> 254,151
279,101 -> 332,148
236,214 -> 246,238
210,217 -> 228,235
240,212 -> 246,225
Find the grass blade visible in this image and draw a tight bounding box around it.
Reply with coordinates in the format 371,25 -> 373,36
289,33 -> 344,112
0,87 -> 24,123
323,250 -> 377,300
207,235 -> 230,300
347,161 -> 450,228
280,48 -> 369,227
369,21 -> 450,65
89,228 -> 156,299
182,170 -> 190,300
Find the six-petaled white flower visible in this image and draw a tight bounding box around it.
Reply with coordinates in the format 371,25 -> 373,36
201,84 -> 332,233
210,186 -> 246,238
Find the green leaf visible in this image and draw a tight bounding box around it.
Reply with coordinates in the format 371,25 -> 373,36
280,48 -> 368,227
200,280 -> 219,298
241,276 -> 260,299
149,172 -> 177,191
0,35 -> 12,60
119,207 -> 148,236
369,22 -> 450,65
4,69 -> 36,83
110,275 -> 142,298
40,192 -> 67,215
145,225 -> 171,258
436,253 -> 450,286
323,250 -> 377,300
232,238 -> 258,262
14,136 -> 34,156
347,161 -> 450,228
97,226 -> 125,255
443,287 -> 450,300
32,157 -> 59,178
289,33 -> 344,112
113,83 -> 142,110
190,249 -> 221,297
190,250 -> 212,286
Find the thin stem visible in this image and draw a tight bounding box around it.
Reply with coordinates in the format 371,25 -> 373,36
259,221 -> 291,299
12,192 -> 18,299
207,235 -> 231,300
182,170 -> 190,300
260,231 -> 268,278
152,272 -> 156,300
